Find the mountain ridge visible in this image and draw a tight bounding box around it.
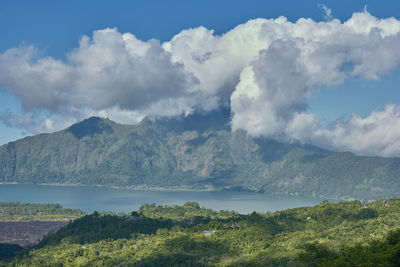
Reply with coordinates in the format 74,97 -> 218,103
1,111 -> 399,200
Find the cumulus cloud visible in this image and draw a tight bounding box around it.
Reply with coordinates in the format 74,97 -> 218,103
1,10 -> 400,156
229,11 -> 400,156
67,29 -> 203,111
0,45 -> 74,111
0,29 -> 210,125
285,105 -> 400,157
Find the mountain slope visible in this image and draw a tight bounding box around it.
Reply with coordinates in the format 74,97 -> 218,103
0,112 -> 399,200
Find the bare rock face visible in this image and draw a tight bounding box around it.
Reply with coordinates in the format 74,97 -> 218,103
0,221 -> 68,247
1,110 -> 400,200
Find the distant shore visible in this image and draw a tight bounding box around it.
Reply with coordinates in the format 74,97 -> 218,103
0,181 -> 217,192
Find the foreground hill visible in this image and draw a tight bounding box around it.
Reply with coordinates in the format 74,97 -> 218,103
1,110 -> 400,200
2,199 -> 400,266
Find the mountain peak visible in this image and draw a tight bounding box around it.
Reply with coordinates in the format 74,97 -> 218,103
67,116 -> 114,139
139,116 -> 153,125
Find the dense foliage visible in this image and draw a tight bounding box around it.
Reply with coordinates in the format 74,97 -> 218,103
0,201 -> 85,222
299,228 -> 400,266
2,198 -> 400,266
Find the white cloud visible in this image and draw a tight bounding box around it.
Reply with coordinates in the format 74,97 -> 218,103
1,11 -> 400,156
0,45 -> 74,111
229,11 -> 400,156
318,4 -> 333,21
0,28 -> 209,127
67,29 -> 203,111
285,105 -> 400,157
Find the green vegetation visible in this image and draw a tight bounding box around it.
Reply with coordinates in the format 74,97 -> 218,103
1,111 -> 400,200
299,230 -> 400,266
0,202 -> 85,222
2,198 -> 400,266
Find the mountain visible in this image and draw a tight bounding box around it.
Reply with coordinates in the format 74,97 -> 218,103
0,110 -> 399,200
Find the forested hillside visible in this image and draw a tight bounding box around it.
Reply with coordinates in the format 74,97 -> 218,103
1,111 -> 400,200
2,199 -> 400,266
0,202 -> 85,222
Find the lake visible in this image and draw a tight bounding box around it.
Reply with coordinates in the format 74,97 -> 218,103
0,184 -> 324,214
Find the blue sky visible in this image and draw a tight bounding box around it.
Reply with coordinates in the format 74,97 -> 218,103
1,0 -> 400,157
2,0 -> 399,55
0,1 -> 383,53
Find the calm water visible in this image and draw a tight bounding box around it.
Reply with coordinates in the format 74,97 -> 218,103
0,184 -> 323,214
